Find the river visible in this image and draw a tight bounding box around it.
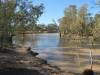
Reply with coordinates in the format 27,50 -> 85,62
14,33 -> 100,74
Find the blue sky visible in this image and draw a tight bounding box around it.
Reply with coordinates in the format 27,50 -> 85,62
33,0 -> 100,25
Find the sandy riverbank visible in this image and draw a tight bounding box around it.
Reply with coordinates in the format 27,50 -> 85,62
0,46 -> 64,75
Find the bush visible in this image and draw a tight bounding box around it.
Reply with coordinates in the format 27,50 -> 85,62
83,69 -> 94,75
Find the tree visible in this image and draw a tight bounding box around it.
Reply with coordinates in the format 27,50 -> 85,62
0,0 -> 16,47
36,24 -> 47,33
59,5 -> 77,37
0,0 -> 44,48
47,23 -> 58,33
59,17 -> 68,36
15,0 -> 44,33
85,13 -> 94,36
94,14 -> 100,41
78,4 -> 88,36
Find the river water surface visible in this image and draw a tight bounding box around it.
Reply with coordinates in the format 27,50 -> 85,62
14,33 -> 100,74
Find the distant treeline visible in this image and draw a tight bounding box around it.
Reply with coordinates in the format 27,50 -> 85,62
35,24 -> 59,33
15,23 -> 59,34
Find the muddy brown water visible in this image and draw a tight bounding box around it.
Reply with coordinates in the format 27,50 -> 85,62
14,33 -> 100,74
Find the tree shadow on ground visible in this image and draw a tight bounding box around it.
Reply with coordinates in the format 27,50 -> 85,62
68,71 -> 81,75
0,68 -> 43,75
94,72 -> 100,75
68,70 -> 100,75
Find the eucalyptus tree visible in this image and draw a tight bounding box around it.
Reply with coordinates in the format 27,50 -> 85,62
47,23 -> 58,33
0,0 -> 44,48
15,0 -> 44,33
78,4 -> 88,36
0,0 -> 16,47
59,5 -> 77,37
59,17 -> 68,37
94,14 -> 100,41
85,13 -> 94,36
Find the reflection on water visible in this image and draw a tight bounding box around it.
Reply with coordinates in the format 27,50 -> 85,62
14,33 -> 100,73
14,33 -> 59,48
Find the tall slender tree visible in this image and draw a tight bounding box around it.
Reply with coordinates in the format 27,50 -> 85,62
59,5 -> 77,37
78,4 -> 88,36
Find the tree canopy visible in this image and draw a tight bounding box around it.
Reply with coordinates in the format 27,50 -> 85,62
0,0 -> 44,47
59,4 -> 100,42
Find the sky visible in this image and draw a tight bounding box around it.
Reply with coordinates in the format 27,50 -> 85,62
33,0 -> 100,25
